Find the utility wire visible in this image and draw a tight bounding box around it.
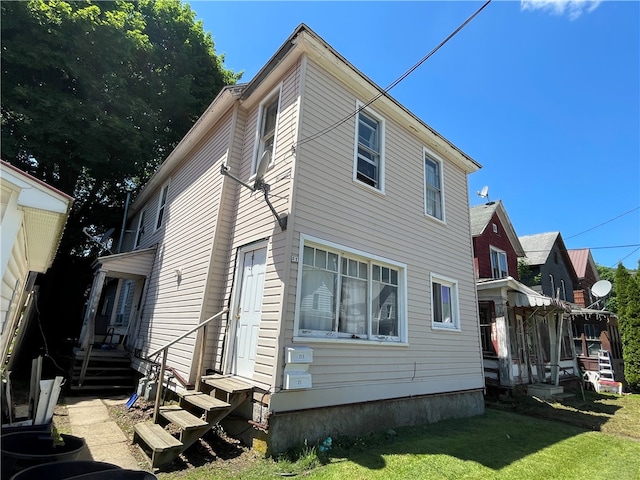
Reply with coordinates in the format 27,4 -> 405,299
565,206 -> 640,240
295,0 -> 492,148
614,246 -> 640,268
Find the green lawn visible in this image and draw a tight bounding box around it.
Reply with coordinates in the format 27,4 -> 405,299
160,393 -> 640,480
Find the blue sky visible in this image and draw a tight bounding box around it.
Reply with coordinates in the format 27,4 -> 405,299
192,0 -> 639,270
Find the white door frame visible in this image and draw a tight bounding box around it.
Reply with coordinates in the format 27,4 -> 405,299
222,240 -> 269,376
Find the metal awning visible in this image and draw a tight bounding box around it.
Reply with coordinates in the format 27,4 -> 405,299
92,247 -> 157,279
507,284 -> 571,313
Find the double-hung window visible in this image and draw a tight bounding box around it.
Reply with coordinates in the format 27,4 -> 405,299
424,149 -> 444,221
431,273 -> 460,330
490,247 -> 508,279
254,90 -> 280,175
297,237 -> 405,342
355,106 -> 384,191
135,210 -> 146,248
155,183 -> 169,230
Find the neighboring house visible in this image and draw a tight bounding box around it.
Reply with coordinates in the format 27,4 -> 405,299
78,24 -> 485,454
568,248 -> 624,385
519,232 -> 578,303
1,160 -> 73,369
470,202 -> 576,390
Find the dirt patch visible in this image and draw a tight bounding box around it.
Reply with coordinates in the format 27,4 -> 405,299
106,398 -> 263,476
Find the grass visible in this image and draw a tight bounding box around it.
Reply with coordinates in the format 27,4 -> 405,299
158,391 -> 640,480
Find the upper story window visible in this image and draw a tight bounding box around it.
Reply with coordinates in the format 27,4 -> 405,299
431,273 -> 460,331
155,183 -> 169,230
549,274 -> 556,297
490,247 -> 508,279
354,106 -> 385,191
254,89 -> 280,175
296,236 -> 405,343
424,149 -> 444,221
135,210 -> 146,248
560,279 -> 567,300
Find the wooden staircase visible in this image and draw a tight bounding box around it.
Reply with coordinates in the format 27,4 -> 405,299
69,346 -> 137,392
133,374 -> 253,469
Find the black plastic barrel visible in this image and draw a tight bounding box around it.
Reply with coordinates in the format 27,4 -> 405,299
9,460 -> 121,480
1,432 -> 86,477
67,470 -> 158,480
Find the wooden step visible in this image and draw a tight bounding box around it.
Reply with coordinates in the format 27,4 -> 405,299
180,392 -> 230,424
133,422 -> 183,469
159,406 -> 207,431
202,374 -> 253,395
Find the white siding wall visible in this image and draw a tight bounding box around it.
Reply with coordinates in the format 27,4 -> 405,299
271,59 -> 483,410
131,112 -> 235,381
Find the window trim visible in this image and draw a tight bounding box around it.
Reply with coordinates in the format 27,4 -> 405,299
430,273 -> 461,331
294,234 -> 407,344
353,102 -> 385,193
490,246 -> 508,279
155,183 -> 169,231
252,85 -> 282,178
423,147 -> 446,223
135,209 -> 146,248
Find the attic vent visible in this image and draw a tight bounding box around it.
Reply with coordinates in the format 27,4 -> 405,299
492,223 -> 498,234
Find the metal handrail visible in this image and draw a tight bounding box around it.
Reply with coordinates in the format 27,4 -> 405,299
146,308 -> 228,359
147,308 -> 228,422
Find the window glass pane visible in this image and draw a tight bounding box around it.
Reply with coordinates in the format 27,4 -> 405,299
441,285 -> 452,323
372,274 -> 398,337
262,98 -> 278,137
339,276 -> 367,334
300,266 -> 337,331
328,252 -> 338,272
342,257 -> 348,275
433,282 -> 442,322
303,246 -> 314,266
358,113 -> 378,150
359,262 -> 367,280
357,155 -> 378,185
349,259 -> 358,277
391,269 -> 398,285
315,249 -> 327,269
382,267 -> 389,284
372,264 -> 380,281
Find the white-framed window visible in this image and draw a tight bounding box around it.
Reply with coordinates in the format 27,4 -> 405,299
253,88 -> 281,176
354,104 -> 385,191
295,236 -> 405,343
135,210 -> 146,248
430,273 -> 460,331
424,148 -> 444,221
549,274 -> 556,297
155,183 -> 169,230
560,279 -> 567,300
490,247 -> 508,279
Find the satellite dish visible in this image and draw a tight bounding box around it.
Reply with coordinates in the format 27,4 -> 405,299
591,280 -> 612,298
477,185 -> 489,198
254,150 -> 271,190
100,227 -> 115,244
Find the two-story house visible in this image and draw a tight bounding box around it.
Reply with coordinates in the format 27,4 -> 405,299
76,24 -> 485,456
568,249 -> 624,385
470,202 -> 576,392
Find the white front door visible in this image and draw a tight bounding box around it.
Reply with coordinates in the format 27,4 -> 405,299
232,246 -> 267,379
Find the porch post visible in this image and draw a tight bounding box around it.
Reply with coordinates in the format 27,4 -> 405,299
495,299 -> 512,387
79,268 -> 107,349
548,313 -> 559,385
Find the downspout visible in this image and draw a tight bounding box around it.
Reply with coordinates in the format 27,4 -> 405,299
117,192 -> 131,253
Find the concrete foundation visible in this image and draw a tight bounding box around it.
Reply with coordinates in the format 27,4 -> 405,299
265,388 -> 485,455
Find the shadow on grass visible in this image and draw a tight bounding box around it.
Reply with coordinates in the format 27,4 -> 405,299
324,395 -> 619,471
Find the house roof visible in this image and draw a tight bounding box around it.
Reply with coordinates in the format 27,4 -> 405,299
129,23 -> 481,217
519,232 -> 562,266
469,200 -> 525,256
568,248 -> 599,281
1,160 -> 73,273
93,246 -> 157,279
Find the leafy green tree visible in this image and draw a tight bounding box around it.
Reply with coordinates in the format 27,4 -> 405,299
597,264 -> 618,313
615,263 -> 640,391
1,0 -> 239,351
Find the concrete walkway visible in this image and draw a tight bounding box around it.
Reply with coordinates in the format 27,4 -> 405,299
65,395 -> 146,470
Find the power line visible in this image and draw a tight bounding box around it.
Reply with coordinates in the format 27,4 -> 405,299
615,246 -> 640,268
565,206 -> 640,240
295,0 -> 492,148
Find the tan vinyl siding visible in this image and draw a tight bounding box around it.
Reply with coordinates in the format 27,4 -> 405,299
273,59 -> 482,408
136,111 -> 235,380
217,63 -> 301,389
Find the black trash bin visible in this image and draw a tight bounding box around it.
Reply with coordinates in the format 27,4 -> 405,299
9,460 -> 121,480
1,432 -> 85,478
